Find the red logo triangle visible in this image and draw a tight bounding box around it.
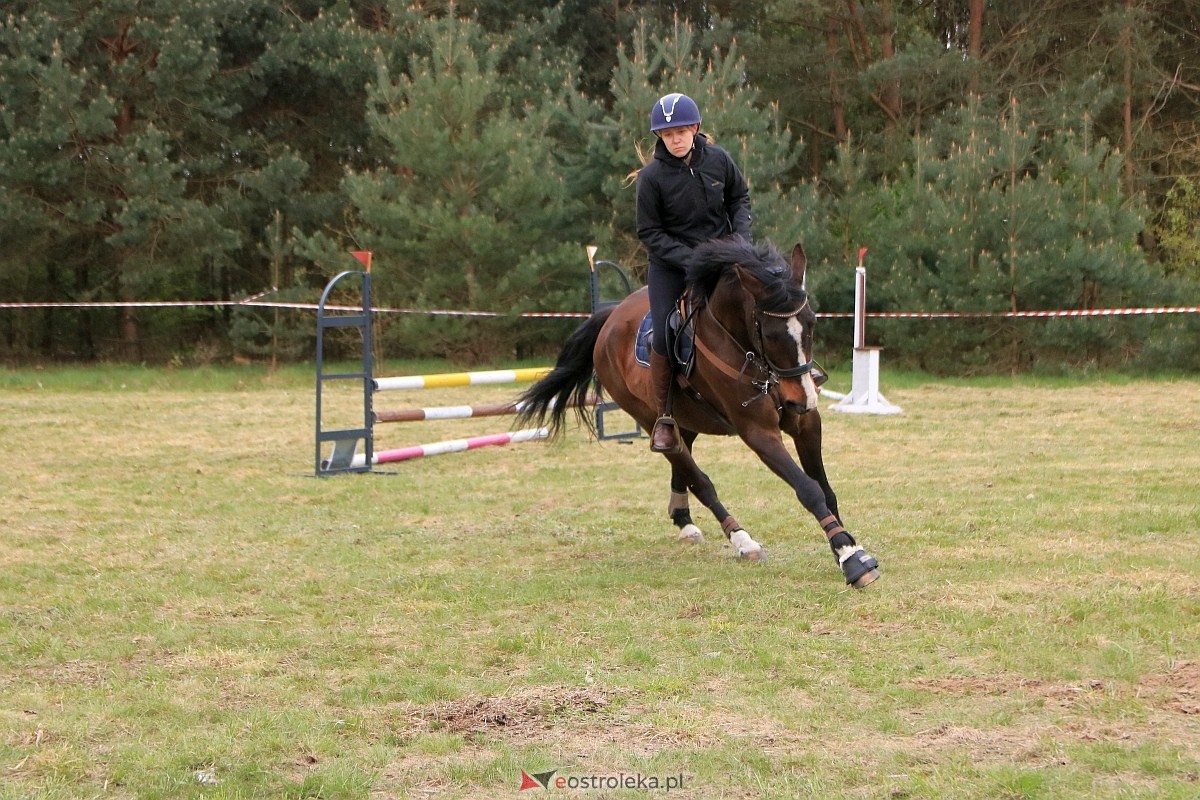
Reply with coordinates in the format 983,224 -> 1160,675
519,770 -> 542,791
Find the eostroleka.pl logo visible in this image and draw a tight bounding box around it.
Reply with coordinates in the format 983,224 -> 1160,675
519,769 -> 686,792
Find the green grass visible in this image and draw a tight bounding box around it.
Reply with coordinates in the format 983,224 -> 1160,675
1,365 -> 1197,798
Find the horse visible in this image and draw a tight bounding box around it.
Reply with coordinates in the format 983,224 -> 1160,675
517,238 -> 880,588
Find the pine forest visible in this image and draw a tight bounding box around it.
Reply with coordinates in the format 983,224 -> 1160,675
2,1 -> 1198,373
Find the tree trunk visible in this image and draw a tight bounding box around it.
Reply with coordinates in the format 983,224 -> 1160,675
119,305 -> 141,361
844,0 -> 872,63
880,0 -> 901,128
968,0 -> 984,94
41,262 -> 58,357
825,13 -> 848,143
118,264 -> 141,361
1121,0 -> 1135,187
75,262 -> 95,360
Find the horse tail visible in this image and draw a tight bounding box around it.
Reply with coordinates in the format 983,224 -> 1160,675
516,306 -> 614,438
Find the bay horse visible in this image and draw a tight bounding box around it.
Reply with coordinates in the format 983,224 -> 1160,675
517,239 -> 880,588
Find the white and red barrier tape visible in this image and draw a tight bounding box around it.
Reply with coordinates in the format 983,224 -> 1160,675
816,307 -> 1199,319
0,298 -> 591,317
0,297 -> 1196,319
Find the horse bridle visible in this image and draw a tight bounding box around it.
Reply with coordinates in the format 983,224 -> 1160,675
693,299 -> 824,408
755,302 -> 819,378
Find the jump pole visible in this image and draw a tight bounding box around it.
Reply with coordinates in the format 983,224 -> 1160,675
328,427 -> 550,470
828,248 -> 902,415
373,367 -> 550,392
375,401 -> 519,423
374,396 -> 597,424
327,366 -> 557,472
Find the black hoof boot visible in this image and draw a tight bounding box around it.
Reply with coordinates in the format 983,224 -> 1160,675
841,549 -> 880,589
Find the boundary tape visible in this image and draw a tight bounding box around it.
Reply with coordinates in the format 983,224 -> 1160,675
2,298 -> 1196,320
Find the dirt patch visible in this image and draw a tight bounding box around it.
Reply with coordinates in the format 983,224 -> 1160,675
412,685 -> 624,737
912,722 -> 1048,764
911,674 -> 1108,705
400,684 -> 735,761
1140,661 -> 1200,715
913,662 -> 1200,716
898,665 -> 1200,766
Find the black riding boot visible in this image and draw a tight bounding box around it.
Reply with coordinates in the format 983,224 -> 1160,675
649,350 -> 681,453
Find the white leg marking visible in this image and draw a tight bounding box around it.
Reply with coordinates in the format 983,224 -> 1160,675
835,544 -> 865,565
729,528 -> 762,557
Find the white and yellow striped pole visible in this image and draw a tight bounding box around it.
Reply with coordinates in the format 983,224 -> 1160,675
373,367 -> 551,392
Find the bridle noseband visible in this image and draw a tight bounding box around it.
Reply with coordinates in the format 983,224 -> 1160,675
755,301 -> 817,379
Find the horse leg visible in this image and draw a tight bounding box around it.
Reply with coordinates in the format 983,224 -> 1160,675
783,416 -> 879,587
667,430 -> 704,543
662,432 -> 766,560
786,412 -> 839,523
746,427 -> 879,587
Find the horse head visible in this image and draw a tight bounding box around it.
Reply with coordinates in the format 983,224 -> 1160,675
729,243 -> 821,414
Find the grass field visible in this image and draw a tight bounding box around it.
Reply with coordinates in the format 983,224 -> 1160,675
1,365 -> 1197,799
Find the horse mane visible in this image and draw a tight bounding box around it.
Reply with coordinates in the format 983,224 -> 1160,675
685,237 -> 805,314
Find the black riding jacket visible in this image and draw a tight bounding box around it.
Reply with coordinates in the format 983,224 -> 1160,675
636,133 -> 753,273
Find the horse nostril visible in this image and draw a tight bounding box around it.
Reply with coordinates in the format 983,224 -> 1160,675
785,400 -> 813,415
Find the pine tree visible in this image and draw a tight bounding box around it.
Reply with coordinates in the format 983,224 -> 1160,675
596,17 -> 804,271
220,2 -> 394,363
316,12 -> 589,361
863,98 -> 1153,372
0,1 -> 257,358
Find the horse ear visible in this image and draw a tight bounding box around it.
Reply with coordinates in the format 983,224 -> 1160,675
791,243 -> 807,290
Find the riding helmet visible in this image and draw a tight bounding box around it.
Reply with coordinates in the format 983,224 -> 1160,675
650,93 -> 702,132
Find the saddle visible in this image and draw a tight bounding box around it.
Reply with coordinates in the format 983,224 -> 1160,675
634,298 -> 696,374
635,299 -> 736,434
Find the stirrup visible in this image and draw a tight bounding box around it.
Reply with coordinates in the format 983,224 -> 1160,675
650,416 -> 683,454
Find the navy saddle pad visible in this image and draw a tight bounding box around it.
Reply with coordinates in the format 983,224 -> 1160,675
634,310 -> 693,369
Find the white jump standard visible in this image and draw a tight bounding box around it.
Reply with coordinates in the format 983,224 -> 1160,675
828,256 -> 902,415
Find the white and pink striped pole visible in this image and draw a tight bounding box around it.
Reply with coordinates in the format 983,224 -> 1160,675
329,427 -> 550,469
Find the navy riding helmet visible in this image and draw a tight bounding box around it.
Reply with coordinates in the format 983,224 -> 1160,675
650,93 -> 701,132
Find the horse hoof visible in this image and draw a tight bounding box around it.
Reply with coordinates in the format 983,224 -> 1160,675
676,524 -> 704,543
841,549 -> 880,587
851,568 -> 881,589
738,547 -> 768,562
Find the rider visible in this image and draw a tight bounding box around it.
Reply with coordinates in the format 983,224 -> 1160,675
636,92 -> 753,453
